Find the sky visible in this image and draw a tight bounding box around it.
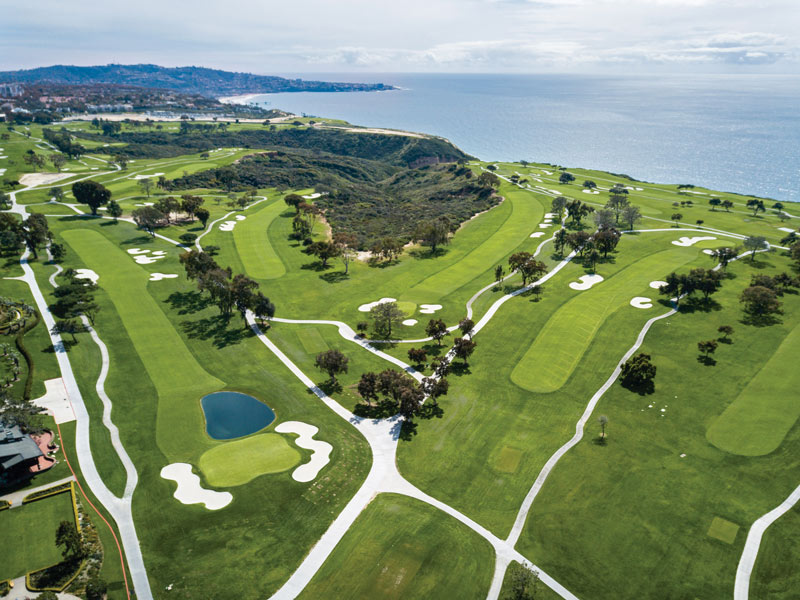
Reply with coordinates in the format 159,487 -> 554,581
3,0 -> 798,75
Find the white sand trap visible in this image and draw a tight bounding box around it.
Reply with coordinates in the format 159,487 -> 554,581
544,213 -> 558,219
274,422 -> 332,483
134,202 -> 154,207
98,206 -> 107,210
635,187 -> 643,191
74,268 -> 99,284
151,251 -> 167,256
0,169 -> 6,176
302,192 -> 321,200
419,304 -> 442,314
630,297 -> 653,309
778,227 -> 796,233
569,274 -> 604,291
19,173 -> 72,187
703,249 -> 715,255
135,255 -> 162,265
649,280 -> 668,289
539,223 -> 552,229
533,177 -> 543,183
127,248 -> 151,255
91,167 -> 99,171
235,215 -> 246,221
219,221 -> 237,231
543,170 -> 553,175
358,297 -> 397,312
150,273 -> 178,281
0,156 -> 6,159
32,378 -> 75,424
132,172 -> 164,180
582,189 -> 600,195
672,236 -> 717,247
160,463 -> 232,510
402,319 -> 418,326
530,232 -> 545,238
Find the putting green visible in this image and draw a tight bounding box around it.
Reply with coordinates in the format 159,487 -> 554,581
199,433 -> 301,487
511,247 -> 696,393
61,229 -> 224,459
233,199 -> 287,280
706,324 -> 800,456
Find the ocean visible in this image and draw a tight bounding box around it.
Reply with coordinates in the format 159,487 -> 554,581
244,73 -> 800,203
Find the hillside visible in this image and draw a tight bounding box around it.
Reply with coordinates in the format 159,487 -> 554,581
0,64 -> 394,97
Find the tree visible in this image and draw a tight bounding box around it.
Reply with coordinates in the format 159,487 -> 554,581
421,376 -> 449,406
583,180 -> 597,189
38,592 -> 58,600
315,349 -> 349,383
181,194 -> 204,221
708,197 -> 721,211
593,208 -> 615,230
740,285 -> 782,320
407,348 -> 428,366
23,151 -> 46,171
154,196 -> 180,223
718,325 -> 734,342
459,318 -> 475,336
231,273 -> 259,323
606,193 -> 629,224
357,372 -> 379,406
621,204 -> 642,230
195,207 -> 210,228
52,319 -> 87,343
334,233 -> 358,275
414,216 -> 451,254
671,213 -> 683,226
506,562 -> 539,600
619,353 -> 656,394
426,319 -> 449,346
566,199 -> 593,225
370,301 -> 405,338
251,292 -> 276,325
721,199 -> 734,212
48,154 -> 66,172
553,228 -> 569,257
72,180 -> 111,215
494,264 -> 505,285
746,198 -> 765,217
85,576 -> 108,600
598,415 -> 608,442
743,236 -> 767,262
593,227 -> 621,258
107,199 -> 123,221
131,207 -> 165,236
55,520 -> 85,559
566,231 -> 591,256
551,196 -> 568,214
711,246 -> 738,270
307,240 -> 340,268
180,233 -> 198,245
138,177 -> 154,198
22,213 -> 51,260
49,242 -> 66,263
559,172 -> 575,184
453,337 -> 477,366
698,339 -> 718,359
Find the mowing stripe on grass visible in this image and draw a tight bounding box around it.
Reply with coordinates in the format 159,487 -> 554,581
511,247 -> 696,393
233,199 -> 287,280
61,229 -> 223,459
706,324 -> 800,456
296,328 -> 329,354
406,185 -> 544,300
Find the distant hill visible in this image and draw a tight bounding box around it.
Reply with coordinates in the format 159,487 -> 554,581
0,64 -> 394,97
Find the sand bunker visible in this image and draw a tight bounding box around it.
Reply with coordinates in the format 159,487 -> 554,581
778,227 -> 796,233
134,202 -> 154,207
19,173 -> 72,187
235,215 -> 246,221
544,213 -> 558,219
0,169 -> 6,176
569,274 -> 604,291
649,280 -> 668,289
703,249 -> 715,255
539,223 -> 552,229
132,172 -> 165,180
358,297 -> 397,312
219,220 -> 237,231
127,249 -> 166,264
302,193 -> 322,200
419,304 -> 442,314
32,378 -> 75,424
582,189 -> 600,195
274,421 -> 332,483
149,273 -> 178,281
630,297 -> 653,309
127,248 -> 150,255
402,319 -> 418,326
74,268 -> 99,284
530,232 -> 545,238
672,236 -> 717,247
160,463 -> 232,510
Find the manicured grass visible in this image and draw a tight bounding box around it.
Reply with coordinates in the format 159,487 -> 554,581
233,198 -> 287,279
706,323 -> 800,455
295,327 -> 329,354
511,246 -> 697,393
751,505 -> 800,598
60,228 -> 224,460
299,494 -> 494,600
199,433 -> 302,487
0,490 -> 76,580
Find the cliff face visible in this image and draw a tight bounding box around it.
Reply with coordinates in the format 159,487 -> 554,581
0,64 -> 394,97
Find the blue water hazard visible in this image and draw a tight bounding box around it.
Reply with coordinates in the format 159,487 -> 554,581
201,391 -> 275,440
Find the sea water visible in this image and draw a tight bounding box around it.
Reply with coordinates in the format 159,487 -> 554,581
249,73 -> 800,202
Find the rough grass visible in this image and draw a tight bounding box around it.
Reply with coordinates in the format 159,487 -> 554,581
0,491 -> 76,581
706,323 -> 800,456
298,494 -> 494,600
199,433 -> 302,487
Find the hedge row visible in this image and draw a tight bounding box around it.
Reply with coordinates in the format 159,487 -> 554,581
22,481 -> 72,504
14,308 -> 40,401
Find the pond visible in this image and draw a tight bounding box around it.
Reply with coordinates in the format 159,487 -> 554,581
201,392 -> 275,440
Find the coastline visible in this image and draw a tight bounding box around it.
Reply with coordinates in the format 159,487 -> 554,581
218,93 -> 264,105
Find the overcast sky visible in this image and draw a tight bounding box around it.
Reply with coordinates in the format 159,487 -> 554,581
3,0 -> 798,74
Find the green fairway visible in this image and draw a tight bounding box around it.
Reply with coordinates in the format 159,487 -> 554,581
295,327 -> 329,354
511,246 -> 696,393
199,433 -> 302,486
706,323 -> 800,456
0,490 -> 77,581
60,228 -> 224,459
233,198 -> 287,280
299,494 -> 494,600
